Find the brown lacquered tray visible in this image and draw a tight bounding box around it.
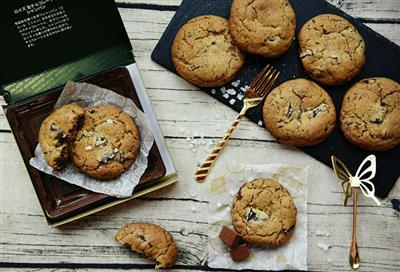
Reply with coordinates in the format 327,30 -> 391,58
6,67 -> 166,224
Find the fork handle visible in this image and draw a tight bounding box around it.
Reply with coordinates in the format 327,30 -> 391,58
194,106 -> 249,182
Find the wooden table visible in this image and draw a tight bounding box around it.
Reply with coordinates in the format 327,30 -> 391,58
1,1 -> 399,271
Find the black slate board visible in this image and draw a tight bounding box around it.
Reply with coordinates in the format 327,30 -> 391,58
151,0 -> 400,198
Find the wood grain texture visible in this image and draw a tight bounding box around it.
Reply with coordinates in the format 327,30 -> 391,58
1,1 -> 399,271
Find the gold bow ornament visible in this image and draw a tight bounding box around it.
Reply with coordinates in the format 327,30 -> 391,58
331,154 -> 381,207
331,154 -> 381,270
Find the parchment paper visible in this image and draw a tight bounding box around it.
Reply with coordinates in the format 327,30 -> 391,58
30,81 -> 154,197
208,164 -> 308,271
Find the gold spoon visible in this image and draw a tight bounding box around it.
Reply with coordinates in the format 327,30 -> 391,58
349,188 -> 360,269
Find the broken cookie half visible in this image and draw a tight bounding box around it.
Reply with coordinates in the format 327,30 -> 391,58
115,223 -> 178,269
38,103 -> 85,170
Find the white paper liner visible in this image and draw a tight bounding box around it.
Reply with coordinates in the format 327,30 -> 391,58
208,163 -> 308,271
29,81 -> 154,198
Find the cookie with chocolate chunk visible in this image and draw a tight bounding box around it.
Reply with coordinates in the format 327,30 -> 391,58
229,0 -> 296,58
115,222 -> 177,269
171,15 -> 246,87
231,178 -> 297,247
298,14 -> 365,86
38,103 -> 85,170
263,78 -> 336,146
340,77 -> 400,151
71,104 -> 140,180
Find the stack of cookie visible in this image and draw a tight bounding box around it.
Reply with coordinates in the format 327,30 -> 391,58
171,0 -> 400,150
39,103 -> 141,180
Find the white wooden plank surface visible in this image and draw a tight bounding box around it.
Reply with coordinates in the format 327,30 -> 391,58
1,1 -> 399,271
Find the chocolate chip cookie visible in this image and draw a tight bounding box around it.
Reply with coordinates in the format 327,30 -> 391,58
231,178 -> 297,247
115,223 -> 178,269
298,14 -> 365,86
171,15 -> 246,87
263,79 -> 336,146
38,103 -> 85,170
340,77 -> 400,151
71,104 -> 140,180
229,0 -> 296,58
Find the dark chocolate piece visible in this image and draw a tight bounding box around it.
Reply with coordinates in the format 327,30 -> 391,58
219,226 -> 241,247
230,243 -> 249,262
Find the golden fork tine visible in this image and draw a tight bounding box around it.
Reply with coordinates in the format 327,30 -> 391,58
253,67 -> 275,93
259,71 -> 279,96
194,65 -> 280,183
249,65 -> 270,89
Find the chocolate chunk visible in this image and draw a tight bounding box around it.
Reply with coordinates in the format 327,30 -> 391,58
312,107 -> 322,118
230,244 -> 249,262
246,208 -> 258,221
286,103 -> 293,118
100,152 -> 115,163
219,226 -> 241,247
50,123 -> 60,132
118,151 -> 126,162
95,136 -> 107,147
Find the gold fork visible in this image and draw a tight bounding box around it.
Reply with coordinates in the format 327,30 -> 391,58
194,65 -> 280,182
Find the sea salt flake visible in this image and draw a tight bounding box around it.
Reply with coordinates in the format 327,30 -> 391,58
221,87 -> 227,93
237,93 -> 244,100
223,93 -> 229,99
229,99 -> 236,105
231,80 -> 240,87
85,146 -> 93,151
189,191 -> 197,198
216,202 -> 223,208
318,243 -> 329,252
240,85 -> 249,92
191,206 -> 197,212
211,89 -> 217,95
258,120 -> 263,126
227,89 -> 236,95
106,119 -> 113,124
180,227 -> 189,236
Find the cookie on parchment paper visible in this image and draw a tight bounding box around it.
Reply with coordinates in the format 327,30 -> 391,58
38,103 -> 85,170
71,104 -> 140,180
231,178 -> 297,247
